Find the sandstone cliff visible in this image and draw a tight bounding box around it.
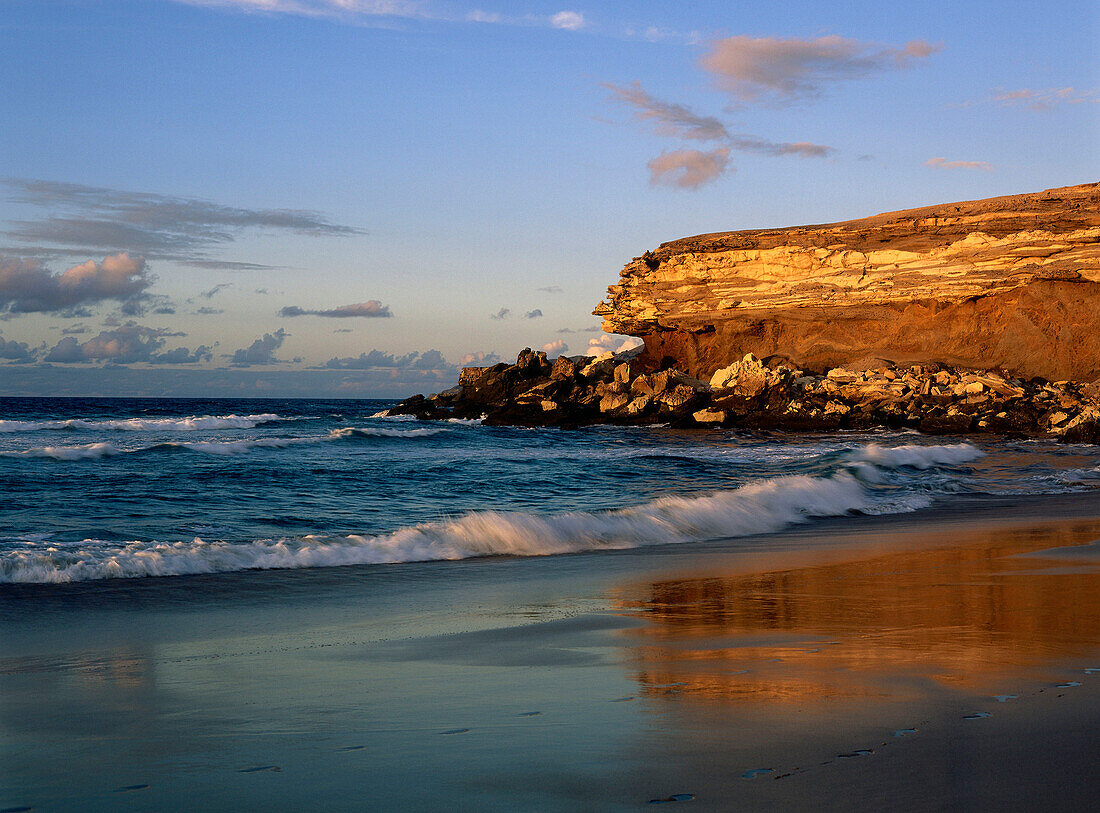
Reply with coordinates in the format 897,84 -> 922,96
594,183 -> 1100,381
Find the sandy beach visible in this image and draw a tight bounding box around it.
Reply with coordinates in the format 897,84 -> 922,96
2,493 -> 1098,811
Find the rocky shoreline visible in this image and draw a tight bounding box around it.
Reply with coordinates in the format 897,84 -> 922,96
387,348 -> 1100,443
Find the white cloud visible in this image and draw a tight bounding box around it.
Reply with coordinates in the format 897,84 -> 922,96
550,11 -> 585,31
700,35 -> 941,105
541,339 -> 568,355
647,147 -> 731,189
925,156 -> 993,171
586,334 -> 642,355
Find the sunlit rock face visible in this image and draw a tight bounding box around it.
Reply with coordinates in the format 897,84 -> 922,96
595,183 -> 1100,381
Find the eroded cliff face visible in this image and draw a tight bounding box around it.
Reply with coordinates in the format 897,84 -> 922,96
595,183 -> 1100,381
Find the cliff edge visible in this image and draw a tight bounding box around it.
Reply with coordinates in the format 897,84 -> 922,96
594,183 -> 1100,381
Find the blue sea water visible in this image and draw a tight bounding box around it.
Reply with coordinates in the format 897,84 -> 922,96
1,397 -> 1098,584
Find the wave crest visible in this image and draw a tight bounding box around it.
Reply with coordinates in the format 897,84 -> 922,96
0,472 -> 930,583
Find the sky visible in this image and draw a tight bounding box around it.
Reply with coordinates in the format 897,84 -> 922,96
0,0 -> 1096,397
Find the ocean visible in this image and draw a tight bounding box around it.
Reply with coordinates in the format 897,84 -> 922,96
2,397 -> 1098,584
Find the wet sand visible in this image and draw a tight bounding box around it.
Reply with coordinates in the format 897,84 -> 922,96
1,493 -> 1099,811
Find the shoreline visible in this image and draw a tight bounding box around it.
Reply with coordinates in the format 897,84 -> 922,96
2,490 -> 1098,810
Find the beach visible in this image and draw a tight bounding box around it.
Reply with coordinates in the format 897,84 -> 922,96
3,490 -> 1098,811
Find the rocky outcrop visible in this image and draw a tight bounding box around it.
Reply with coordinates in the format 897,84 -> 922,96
387,347 -> 1100,442
594,183 -> 1100,381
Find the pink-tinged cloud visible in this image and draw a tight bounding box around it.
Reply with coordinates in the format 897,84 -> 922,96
647,147 -> 731,189
991,87 -> 1098,111
541,339 -> 568,355
700,35 -> 941,104
0,253 -> 151,314
279,300 -> 392,318
925,157 -> 993,171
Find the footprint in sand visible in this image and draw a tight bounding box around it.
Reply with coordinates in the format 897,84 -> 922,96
992,695 -> 1017,702
439,728 -> 470,735
963,712 -> 991,720
741,768 -> 774,779
238,766 -> 281,773
113,784 -> 149,792
837,749 -> 873,758
894,728 -> 917,737
648,793 -> 695,804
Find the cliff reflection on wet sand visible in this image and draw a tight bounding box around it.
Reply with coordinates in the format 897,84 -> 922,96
617,521 -> 1100,703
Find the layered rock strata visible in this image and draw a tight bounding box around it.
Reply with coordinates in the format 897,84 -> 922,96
388,347 -> 1100,443
594,183 -> 1100,381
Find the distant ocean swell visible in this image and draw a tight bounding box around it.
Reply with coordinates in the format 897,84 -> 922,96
0,444 -> 980,583
0,413 -> 284,432
0,426 -> 449,460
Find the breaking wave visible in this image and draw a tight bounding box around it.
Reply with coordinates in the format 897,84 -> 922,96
0,414 -> 283,432
845,443 -> 983,469
0,471 -> 930,583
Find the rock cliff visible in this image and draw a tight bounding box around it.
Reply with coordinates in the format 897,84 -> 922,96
594,183 -> 1100,381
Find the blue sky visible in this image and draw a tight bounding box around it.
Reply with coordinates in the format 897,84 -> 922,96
1,0 -> 1096,396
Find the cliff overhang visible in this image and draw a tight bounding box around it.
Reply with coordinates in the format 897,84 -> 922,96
594,183 -> 1100,381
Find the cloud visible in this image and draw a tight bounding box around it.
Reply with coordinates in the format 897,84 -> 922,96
524,309 -> 543,319
538,285 -> 564,294
962,87 -> 1099,112
586,334 -> 643,356
1,178 -> 361,268
551,11 -> 585,30
229,328 -> 289,366
278,300 -> 393,318
604,81 -> 730,141
603,81 -> 834,184
201,283 -> 232,298
0,253 -> 151,314
459,351 -> 502,366
700,35 -> 941,105
61,324 -> 90,335
727,135 -> 833,158
42,322 -> 210,365
490,307 -> 510,320
648,147 -> 731,189
541,339 -> 568,355
322,348 -> 455,373
324,349 -> 418,369
925,157 -> 993,171
195,306 -> 224,315
0,333 -> 38,363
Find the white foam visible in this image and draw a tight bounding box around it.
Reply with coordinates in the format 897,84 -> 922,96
0,471 -> 930,583
845,442 -> 984,470
1,442 -> 119,461
0,414 -> 282,432
329,427 -> 447,439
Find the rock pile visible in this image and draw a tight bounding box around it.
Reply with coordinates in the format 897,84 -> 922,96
386,348 -> 1100,442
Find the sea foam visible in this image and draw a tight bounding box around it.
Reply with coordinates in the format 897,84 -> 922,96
0,470 -> 927,583
0,414 -> 282,432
